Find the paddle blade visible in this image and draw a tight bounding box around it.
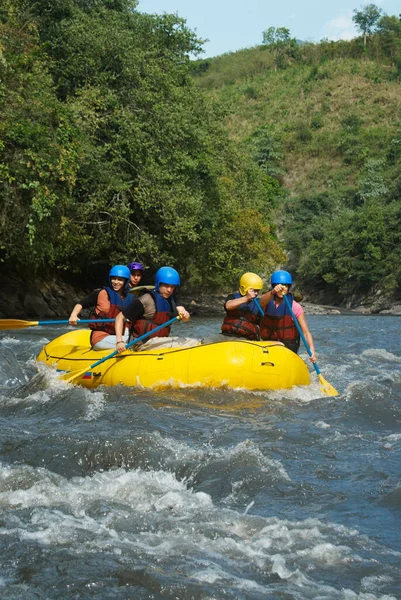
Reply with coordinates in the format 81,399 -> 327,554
318,373 -> 339,397
129,285 -> 155,295
0,319 -> 39,330
61,368 -> 89,384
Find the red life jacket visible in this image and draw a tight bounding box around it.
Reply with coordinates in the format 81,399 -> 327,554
130,290 -> 176,339
259,294 -> 300,353
221,292 -> 260,340
88,287 -> 125,335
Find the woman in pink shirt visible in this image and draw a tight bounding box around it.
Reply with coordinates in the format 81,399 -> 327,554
258,270 -> 317,362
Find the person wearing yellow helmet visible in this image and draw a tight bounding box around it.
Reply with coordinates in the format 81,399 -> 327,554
221,272 -> 264,340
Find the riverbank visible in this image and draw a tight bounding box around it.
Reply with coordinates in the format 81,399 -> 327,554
1,275 -> 400,319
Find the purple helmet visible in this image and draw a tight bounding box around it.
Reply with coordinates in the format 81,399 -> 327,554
127,261 -> 144,272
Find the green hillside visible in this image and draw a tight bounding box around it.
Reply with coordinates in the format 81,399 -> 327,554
194,34 -> 401,304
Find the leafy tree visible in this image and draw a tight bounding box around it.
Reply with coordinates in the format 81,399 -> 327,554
352,4 -> 383,46
0,0 -> 284,288
376,15 -> 401,62
246,125 -> 284,179
0,11 -> 80,268
262,27 -> 298,71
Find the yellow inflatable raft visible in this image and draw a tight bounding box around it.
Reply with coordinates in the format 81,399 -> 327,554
37,329 -> 311,391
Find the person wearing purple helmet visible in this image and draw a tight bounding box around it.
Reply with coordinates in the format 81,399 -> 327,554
115,266 -> 190,353
258,269 -> 316,362
127,261 -> 144,290
69,265 -> 130,350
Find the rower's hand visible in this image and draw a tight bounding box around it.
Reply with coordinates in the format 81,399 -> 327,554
176,306 -> 190,322
246,289 -> 258,301
116,341 -> 126,353
272,284 -> 284,296
68,316 -> 80,325
309,350 -> 317,363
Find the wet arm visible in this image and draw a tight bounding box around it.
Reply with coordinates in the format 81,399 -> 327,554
225,290 -> 258,311
297,313 -> 317,362
115,312 -> 126,353
69,303 -> 83,325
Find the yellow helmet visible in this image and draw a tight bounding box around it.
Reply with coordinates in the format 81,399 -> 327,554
239,272 -> 263,296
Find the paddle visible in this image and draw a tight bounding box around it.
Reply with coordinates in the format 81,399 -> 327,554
129,285 -> 155,295
62,315 -> 181,383
255,295 -> 338,396
0,286 -> 156,331
0,318 -> 115,331
282,294 -> 338,396
254,297 -> 264,317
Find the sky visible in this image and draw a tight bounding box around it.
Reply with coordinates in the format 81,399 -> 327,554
137,0 -> 400,58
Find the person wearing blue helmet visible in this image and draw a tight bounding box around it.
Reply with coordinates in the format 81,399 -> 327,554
258,270 -> 316,362
69,265 -> 130,350
115,266 -> 190,353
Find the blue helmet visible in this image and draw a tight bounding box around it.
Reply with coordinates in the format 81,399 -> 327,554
109,265 -> 130,281
155,266 -> 180,291
271,270 -> 293,286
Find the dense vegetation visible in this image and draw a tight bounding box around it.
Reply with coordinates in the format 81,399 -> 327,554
1,1 -> 400,303
0,0 -> 283,288
194,10 -> 401,303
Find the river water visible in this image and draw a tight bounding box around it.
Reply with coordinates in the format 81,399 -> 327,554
0,315 -> 400,599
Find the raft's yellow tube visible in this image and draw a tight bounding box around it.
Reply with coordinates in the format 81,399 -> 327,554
37,329 -> 311,390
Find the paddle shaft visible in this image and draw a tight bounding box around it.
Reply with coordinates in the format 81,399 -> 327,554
0,318 -> 116,330
39,319 -> 115,325
253,297 -> 264,317
282,294 -> 322,376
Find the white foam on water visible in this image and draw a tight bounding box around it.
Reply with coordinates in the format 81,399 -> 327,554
382,434 -> 401,442
271,553 -> 309,584
150,430 -> 206,462
82,389 -> 106,421
381,433 -> 401,450
0,463 -> 212,516
315,421 -> 331,429
35,361 -> 72,390
225,440 -> 291,480
362,349 -> 401,363
266,380 -> 326,403
192,567 -> 227,584
0,388 -> 53,408
361,575 -> 396,596
0,462 -> 398,600
338,592 -> 396,600
151,433 -> 291,484
0,336 -> 21,346
192,566 -> 267,593
297,542 -> 355,565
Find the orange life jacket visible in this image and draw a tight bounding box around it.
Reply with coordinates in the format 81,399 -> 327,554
88,287 -> 125,335
130,290 -> 176,339
259,294 -> 300,353
221,292 -> 260,340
